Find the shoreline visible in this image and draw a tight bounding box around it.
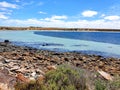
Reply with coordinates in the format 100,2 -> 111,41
0,40 -> 120,89
0,26 -> 120,32
0,41 -> 120,76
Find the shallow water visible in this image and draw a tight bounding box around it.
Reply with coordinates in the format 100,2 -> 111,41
0,30 -> 120,58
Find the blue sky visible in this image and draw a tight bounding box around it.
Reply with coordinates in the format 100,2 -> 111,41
0,0 -> 120,28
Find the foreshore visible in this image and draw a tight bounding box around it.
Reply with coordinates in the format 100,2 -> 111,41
0,41 -> 120,76
0,41 -> 120,89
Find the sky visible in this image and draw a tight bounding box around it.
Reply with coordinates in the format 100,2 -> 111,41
0,0 -> 120,29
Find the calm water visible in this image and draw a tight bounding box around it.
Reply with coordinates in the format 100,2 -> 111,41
34,31 -> 120,45
0,30 -> 120,58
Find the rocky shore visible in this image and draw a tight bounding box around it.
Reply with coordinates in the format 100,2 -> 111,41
0,41 -> 120,89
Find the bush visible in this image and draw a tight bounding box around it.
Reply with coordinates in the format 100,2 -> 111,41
15,80 -> 47,90
95,80 -> 106,90
15,64 -> 120,90
45,65 -> 87,90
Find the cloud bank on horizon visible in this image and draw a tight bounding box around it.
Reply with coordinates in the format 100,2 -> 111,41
0,0 -> 120,29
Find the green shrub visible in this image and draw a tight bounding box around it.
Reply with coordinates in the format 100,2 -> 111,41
45,64 -> 87,90
95,80 -> 106,90
106,75 -> 120,90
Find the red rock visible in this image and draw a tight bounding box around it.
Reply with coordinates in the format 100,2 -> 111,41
16,73 -> 30,83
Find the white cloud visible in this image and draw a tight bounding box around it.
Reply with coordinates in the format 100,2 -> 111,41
0,1 -> 17,18
1,18 -> 120,29
0,14 -> 8,19
51,15 -> 67,20
82,10 -> 98,17
21,1 -> 34,6
0,1 -> 18,8
104,15 -> 120,20
0,9 -> 13,15
39,11 -> 47,14
101,14 -> 105,17
43,15 -> 68,22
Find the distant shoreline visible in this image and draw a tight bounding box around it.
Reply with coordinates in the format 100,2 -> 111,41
0,26 -> 120,32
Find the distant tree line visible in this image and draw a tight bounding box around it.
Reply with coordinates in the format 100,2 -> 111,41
0,26 -> 120,31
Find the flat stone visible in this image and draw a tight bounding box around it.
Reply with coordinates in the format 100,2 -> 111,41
10,66 -> 20,71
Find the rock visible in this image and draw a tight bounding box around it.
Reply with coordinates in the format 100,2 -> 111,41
0,83 -> 11,90
42,43 -> 49,46
36,55 -> 44,60
0,42 -> 7,46
16,73 -> 30,83
50,60 -> 57,64
4,40 -> 10,43
16,68 -> 27,73
46,65 -> 57,70
0,56 -> 5,61
37,75 -> 45,82
75,61 -> 81,67
10,66 -> 20,72
64,57 -> 69,61
52,53 -> 61,55
22,52 -> 29,56
31,72 -> 36,78
17,57 -> 25,61
1,68 -> 9,75
36,69 -> 45,75
97,70 -> 113,81
0,69 -> 16,90
4,59 -> 11,63
0,62 -> 3,67
11,52 -> 17,56
29,77 -> 35,81
7,62 -> 15,67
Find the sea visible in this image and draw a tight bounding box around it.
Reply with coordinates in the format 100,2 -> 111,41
0,30 -> 120,58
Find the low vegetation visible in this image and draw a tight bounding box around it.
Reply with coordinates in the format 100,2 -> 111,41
15,64 -> 120,90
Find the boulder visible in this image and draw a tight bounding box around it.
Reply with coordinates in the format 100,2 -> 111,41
0,69 -> 16,90
4,40 -> 10,43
